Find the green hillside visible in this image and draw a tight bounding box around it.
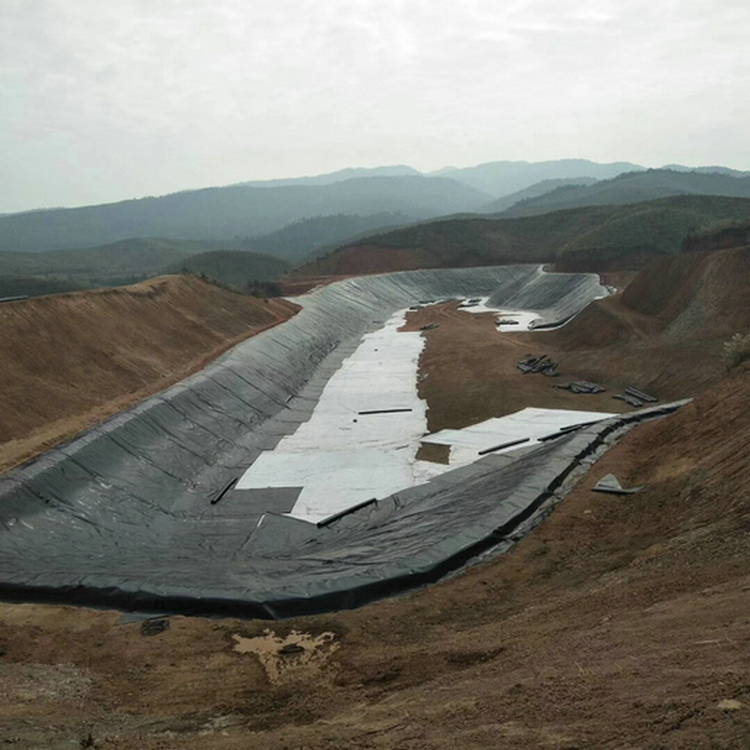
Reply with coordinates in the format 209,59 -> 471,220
0,176 -> 490,254
0,238 -> 209,277
169,250 -> 290,287
298,195 -> 750,275
480,177 -> 600,213
0,277 -> 85,299
501,169 -> 750,217
683,216 -> 750,253
247,212 -> 414,264
0,238 -> 222,298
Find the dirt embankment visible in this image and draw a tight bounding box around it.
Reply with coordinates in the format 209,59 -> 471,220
0,275 -> 298,472
621,245 -> 750,336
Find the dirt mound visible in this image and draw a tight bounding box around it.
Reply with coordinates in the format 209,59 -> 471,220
621,245 -> 750,336
0,276 -> 297,471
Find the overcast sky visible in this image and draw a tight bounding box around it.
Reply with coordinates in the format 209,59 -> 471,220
2,0 -> 749,212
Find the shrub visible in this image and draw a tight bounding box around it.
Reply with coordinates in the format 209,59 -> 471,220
722,332 -> 750,371
245,279 -> 282,298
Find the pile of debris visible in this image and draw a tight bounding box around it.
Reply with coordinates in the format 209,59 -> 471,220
517,354 -> 559,377
420,323 -> 439,331
555,381 -> 605,394
409,297 -> 446,310
613,386 -> 658,408
458,297 -> 481,308
592,473 -> 644,495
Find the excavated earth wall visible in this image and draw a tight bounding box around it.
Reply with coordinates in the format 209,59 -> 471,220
0,265 -> 632,618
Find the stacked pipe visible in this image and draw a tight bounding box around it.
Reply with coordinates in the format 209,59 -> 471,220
613,393 -> 645,407
625,387 -> 657,403
613,386 -> 658,408
555,381 -> 605,394
517,355 -> 560,377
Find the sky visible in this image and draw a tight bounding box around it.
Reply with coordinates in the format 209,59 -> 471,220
2,0 -> 749,213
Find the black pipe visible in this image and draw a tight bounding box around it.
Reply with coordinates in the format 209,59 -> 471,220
317,498 -> 377,528
358,408 -> 413,415
477,437 -> 530,456
210,477 -> 238,505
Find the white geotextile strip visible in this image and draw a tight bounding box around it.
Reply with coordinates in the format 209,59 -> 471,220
424,407 -> 616,466
237,309 -> 439,522
457,297 -> 541,330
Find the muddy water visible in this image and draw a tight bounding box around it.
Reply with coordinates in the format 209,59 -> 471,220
232,630 -> 339,684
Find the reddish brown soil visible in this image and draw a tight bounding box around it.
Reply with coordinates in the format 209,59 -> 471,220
402,287 -> 726,435
0,276 -> 298,472
622,246 -> 750,335
1,248 -> 749,748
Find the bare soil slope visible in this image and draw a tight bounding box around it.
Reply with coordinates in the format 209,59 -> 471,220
0,275 -> 297,471
621,245 -> 750,336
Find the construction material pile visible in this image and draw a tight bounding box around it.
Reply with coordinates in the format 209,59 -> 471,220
613,387 -> 658,407
517,354 -> 560,377
555,381 -> 605,394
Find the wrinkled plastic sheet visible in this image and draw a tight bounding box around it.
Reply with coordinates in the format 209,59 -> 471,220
0,265 -> 653,618
487,267 -> 607,328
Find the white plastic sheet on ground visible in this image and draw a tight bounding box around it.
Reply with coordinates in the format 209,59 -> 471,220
457,298 -> 540,331
422,407 -> 616,467
237,309 -> 432,522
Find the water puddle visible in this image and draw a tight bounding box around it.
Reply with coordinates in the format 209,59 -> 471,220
232,629 -> 339,683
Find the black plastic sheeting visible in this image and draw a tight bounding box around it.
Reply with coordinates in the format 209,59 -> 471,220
487,268 -> 605,328
0,265 -> 618,618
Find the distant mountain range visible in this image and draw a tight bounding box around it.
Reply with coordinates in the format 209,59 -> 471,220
2,160 -> 750,270
497,169 -> 750,217
432,159 -> 645,197
0,176 -> 489,255
237,165 -> 421,188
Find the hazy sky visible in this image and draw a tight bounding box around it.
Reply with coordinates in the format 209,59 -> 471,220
2,0 -> 749,212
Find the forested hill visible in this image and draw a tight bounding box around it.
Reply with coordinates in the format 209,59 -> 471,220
294,195 -> 750,276
0,175 -> 490,254
498,169 -> 750,217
